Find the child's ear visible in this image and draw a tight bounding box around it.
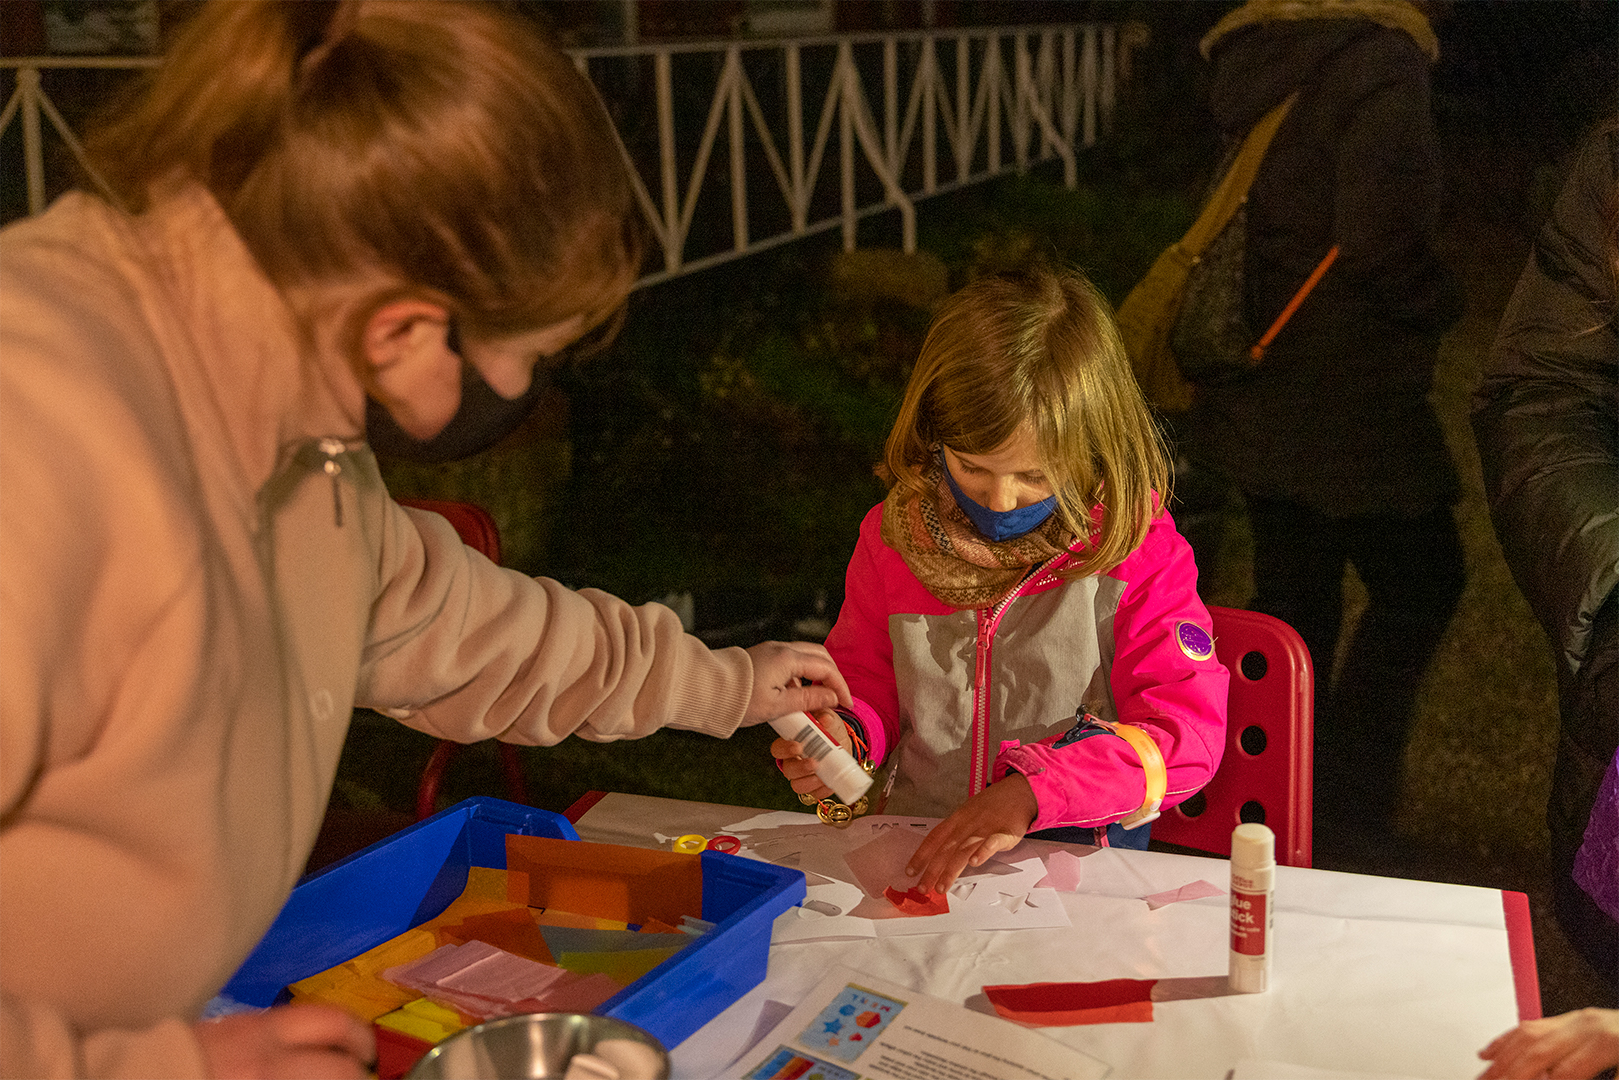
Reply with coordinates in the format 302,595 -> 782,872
359,299 -> 459,439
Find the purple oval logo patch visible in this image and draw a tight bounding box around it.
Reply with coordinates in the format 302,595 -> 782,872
1176,621 -> 1214,661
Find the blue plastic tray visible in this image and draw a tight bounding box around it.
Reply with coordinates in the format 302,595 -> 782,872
223,797 -> 806,1049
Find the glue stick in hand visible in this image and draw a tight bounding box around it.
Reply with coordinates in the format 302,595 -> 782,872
1229,822 -> 1275,993
769,711 -> 873,804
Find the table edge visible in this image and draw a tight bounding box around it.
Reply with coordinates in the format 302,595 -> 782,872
1501,890 -> 1541,1021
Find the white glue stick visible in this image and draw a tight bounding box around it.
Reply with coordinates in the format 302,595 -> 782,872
1229,822 -> 1275,993
769,711 -> 873,805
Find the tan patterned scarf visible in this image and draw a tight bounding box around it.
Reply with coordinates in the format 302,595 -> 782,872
880,458 -> 1077,610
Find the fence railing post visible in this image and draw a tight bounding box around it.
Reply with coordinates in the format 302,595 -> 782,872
20,67 -> 45,216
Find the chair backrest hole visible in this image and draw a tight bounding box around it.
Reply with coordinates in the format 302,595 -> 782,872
1179,791 -> 1207,819
1240,649 -> 1268,681
1238,800 -> 1266,824
1239,724 -> 1267,756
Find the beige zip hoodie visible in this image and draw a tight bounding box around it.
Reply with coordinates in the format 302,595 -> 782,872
0,187 -> 753,1078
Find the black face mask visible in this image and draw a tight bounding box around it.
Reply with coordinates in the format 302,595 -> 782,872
364,322 -> 548,464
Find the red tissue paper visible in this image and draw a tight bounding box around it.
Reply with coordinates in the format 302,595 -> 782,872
982,978 -> 1157,1026
373,1027 -> 434,1080
882,885 -> 949,916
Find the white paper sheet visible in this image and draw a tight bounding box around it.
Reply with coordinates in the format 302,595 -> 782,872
736,964 -> 1111,1080
571,793 -> 1524,1080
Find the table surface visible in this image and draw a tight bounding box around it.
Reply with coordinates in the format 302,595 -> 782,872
566,791 -> 1536,1080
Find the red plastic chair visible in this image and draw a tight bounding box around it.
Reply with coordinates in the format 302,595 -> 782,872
1151,606 -> 1315,868
394,498 -> 529,820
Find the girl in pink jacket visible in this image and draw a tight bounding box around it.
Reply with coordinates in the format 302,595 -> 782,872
774,267 -> 1229,893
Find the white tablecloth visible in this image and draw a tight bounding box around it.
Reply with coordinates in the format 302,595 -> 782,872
570,792 -> 1524,1080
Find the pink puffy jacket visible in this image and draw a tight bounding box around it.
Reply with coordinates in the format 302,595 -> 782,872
826,503 -> 1229,835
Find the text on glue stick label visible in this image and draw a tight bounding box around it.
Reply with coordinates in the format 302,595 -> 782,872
1230,890 -> 1268,955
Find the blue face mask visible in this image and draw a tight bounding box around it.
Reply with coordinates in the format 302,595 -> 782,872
940,450 -> 1058,542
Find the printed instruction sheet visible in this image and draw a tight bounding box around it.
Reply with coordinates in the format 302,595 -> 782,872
740,964 -> 1110,1080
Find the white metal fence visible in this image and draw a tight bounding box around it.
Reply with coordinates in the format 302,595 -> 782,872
0,55 -> 161,216
2,23 -> 1115,286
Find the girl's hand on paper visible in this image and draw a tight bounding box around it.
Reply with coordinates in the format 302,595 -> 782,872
1477,1007 -> 1619,1080
770,708 -> 854,801
743,642 -> 852,725
196,1003 -> 375,1079
905,773 -> 1038,893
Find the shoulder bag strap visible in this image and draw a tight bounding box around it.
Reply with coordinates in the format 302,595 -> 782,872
1180,92 -> 1298,257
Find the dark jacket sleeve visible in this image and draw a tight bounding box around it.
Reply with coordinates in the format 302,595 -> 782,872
1471,126 -> 1619,678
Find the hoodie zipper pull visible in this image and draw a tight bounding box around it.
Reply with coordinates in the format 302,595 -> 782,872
318,438 -> 345,527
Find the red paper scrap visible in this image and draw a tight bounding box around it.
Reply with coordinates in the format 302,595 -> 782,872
983,978 -> 1157,1026
882,885 -> 949,916
372,1024 -> 435,1080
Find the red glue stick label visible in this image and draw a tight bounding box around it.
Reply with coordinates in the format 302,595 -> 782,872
1230,890 -> 1268,956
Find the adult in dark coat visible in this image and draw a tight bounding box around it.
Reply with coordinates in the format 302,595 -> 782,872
1185,0 -> 1463,835
1184,0 -> 1466,832
1473,122 -> 1618,985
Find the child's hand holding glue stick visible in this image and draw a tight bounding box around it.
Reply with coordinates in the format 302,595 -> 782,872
769,710 -> 874,806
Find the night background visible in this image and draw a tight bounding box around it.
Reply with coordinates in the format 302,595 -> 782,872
3,0 -> 1615,1022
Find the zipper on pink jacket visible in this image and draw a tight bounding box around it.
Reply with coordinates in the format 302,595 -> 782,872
968,559 -> 1065,795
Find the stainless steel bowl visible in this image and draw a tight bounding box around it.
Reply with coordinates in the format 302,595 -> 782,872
404,1013 -> 671,1080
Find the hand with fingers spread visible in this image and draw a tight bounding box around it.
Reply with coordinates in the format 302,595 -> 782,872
744,642 -> 851,725
769,707 -> 854,802
902,773 -> 1039,894
1477,1008 -> 1619,1080
195,1004 -> 375,1080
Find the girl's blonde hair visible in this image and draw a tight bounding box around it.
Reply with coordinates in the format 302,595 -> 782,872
882,265 -> 1172,577
86,0 -> 639,338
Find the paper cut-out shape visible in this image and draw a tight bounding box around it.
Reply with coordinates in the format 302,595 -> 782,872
532,971 -> 623,1014
373,1023 -> 436,1080
506,835 -> 703,927
883,885 -> 949,916
539,926 -> 690,960
636,916 -> 678,933
719,810 -> 821,833
533,909 -> 628,931
375,997 -> 467,1044
289,928 -> 438,1020
983,978 -> 1157,1026
557,945 -> 685,985
1034,849 -> 1084,892
845,826 -> 930,899
438,947 -> 565,1000
436,906 -> 554,965
382,940 -> 619,1021
1142,879 -> 1225,910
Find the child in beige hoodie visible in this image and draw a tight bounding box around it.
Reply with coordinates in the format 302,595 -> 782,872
0,3 -> 847,1076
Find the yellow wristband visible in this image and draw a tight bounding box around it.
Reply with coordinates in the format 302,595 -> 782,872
1095,720 -> 1167,829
